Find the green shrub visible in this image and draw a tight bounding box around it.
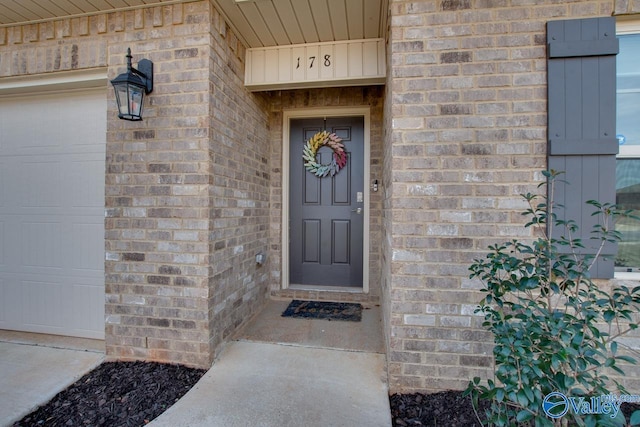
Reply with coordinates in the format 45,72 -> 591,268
465,170 -> 640,427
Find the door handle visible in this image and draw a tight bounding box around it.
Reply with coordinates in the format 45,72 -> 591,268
351,207 -> 362,214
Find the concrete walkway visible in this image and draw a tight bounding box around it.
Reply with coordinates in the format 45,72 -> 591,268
151,300 -> 391,426
0,336 -> 104,426
149,341 -> 391,427
0,300 -> 391,427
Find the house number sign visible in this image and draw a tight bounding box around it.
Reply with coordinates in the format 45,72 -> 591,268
296,55 -> 332,69
245,38 -> 386,91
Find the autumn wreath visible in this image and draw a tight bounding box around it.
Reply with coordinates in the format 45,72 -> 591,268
302,131 -> 347,177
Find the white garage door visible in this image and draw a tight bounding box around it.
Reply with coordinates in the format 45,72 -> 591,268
0,88 -> 106,339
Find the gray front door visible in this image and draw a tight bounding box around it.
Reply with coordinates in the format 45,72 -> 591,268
289,117 -> 364,287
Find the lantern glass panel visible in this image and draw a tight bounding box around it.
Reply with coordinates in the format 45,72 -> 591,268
129,86 -> 144,118
114,84 -> 129,116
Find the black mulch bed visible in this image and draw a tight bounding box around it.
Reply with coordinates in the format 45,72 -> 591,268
281,299 -> 363,322
390,391 -> 640,426
390,390 -> 489,426
13,361 -> 206,427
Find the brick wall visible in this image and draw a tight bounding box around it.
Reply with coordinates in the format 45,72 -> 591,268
615,0 -> 640,14
382,1 -> 396,377
384,0 -> 627,393
0,17 -> 109,76
106,1 -> 271,368
105,1 -> 215,368
206,4 -> 271,356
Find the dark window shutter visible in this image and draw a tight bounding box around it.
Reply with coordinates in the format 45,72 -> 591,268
547,17 -> 619,279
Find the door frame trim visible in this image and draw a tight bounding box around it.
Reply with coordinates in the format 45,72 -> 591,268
282,107 -> 371,293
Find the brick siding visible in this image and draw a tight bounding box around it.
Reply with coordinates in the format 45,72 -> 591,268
206,4 -> 271,358
383,0 -> 635,393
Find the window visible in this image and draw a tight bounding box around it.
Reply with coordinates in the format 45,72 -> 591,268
616,25 -> 640,274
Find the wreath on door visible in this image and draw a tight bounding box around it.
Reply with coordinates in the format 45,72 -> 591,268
302,131 -> 347,177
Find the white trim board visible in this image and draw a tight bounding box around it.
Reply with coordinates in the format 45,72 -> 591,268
282,107 -> 371,293
0,69 -> 108,97
615,19 -> 640,279
616,22 -> 640,157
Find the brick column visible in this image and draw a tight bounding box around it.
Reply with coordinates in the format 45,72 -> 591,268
105,1 -> 272,368
105,2 -> 213,368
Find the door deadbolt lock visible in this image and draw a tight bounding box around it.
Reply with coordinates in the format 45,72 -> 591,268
351,207 -> 362,214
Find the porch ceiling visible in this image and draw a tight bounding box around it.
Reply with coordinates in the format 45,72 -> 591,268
214,0 -> 388,48
0,0 -> 187,26
0,1 -> 389,49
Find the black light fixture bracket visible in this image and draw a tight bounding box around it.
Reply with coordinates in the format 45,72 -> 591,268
131,56 -> 153,94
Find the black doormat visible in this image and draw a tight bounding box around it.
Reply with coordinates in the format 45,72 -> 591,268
281,300 -> 363,322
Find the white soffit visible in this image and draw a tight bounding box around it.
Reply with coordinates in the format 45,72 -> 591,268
215,0 -> 388,49
0,0 -> 197,26
0,0 -> 388,49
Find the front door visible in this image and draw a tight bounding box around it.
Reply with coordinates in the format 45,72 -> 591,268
289,117 -> 364,287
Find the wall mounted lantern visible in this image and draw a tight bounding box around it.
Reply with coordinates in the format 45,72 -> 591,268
110,48 -> 153,121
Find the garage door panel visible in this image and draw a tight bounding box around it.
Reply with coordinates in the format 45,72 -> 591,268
72,282 -> 105,334
0,91 -> 103,153
0,273 -> 104,339
21,221 -> 62,269
69,159 -> 106,208
0,162 -> 4,207
0,277 -> 21,324
3,156 -> 104,215
23,161 -> 63,208
18,217 -> 105,274
0,101 -> 59,151
0,277 -> 5,322
1,160 -> 16,209
22,280 -> 65,328
1,218 -> 18,268
71,222 -> 104,271
0,88 -> 106,339
0,221 -> 4,265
